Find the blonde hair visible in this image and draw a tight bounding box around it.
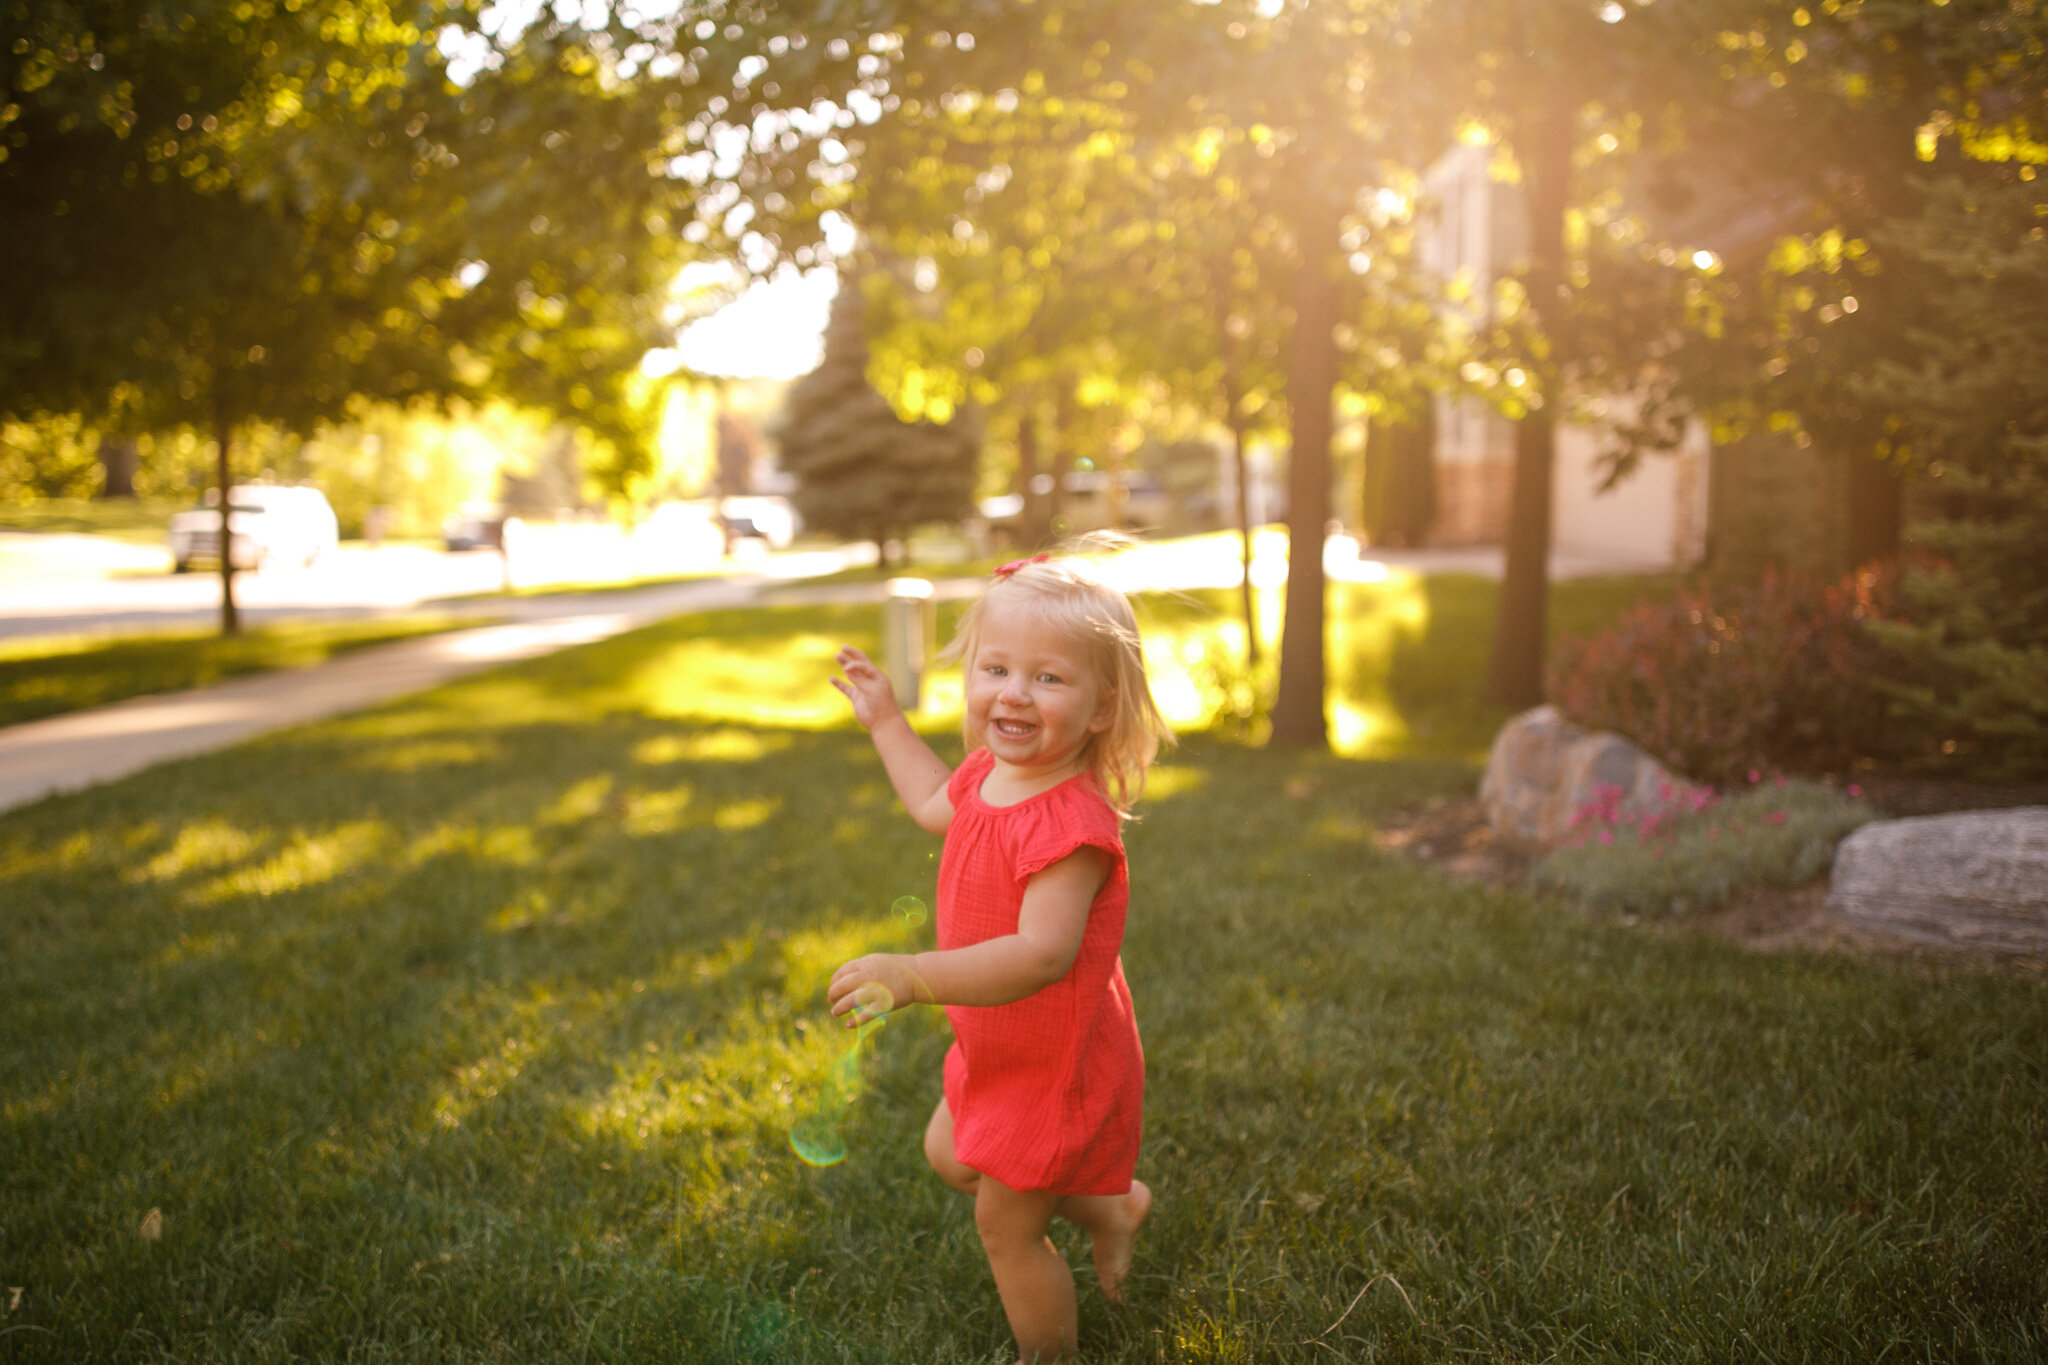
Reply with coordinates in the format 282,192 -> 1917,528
943,539 -> 1175,815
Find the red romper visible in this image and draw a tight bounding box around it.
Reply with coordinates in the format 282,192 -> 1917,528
938,747 -> 1144,1195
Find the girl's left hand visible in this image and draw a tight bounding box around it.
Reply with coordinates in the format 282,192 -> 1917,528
827,953 -> 929,1024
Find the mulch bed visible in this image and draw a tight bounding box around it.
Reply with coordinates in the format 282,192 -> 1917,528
1845,772 -> 2048,818
1376,776 -> 2047,972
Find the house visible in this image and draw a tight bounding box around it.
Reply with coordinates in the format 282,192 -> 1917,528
1406,136 -> 1907,581
1413,140 -> 1710,569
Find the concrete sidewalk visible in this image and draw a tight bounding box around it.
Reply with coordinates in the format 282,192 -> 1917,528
0,537 -> 1666,817
0,576 -> 761,815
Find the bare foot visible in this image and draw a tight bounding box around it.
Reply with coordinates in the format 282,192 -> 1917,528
1090,1180 -> 1151,1304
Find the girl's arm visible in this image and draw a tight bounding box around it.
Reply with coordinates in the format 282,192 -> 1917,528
826,846 -> 1108,1017
832,645 -> 955,834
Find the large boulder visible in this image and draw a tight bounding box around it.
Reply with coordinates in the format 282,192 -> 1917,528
1481,705 -> 1685,847
1828,808 -> 2048,952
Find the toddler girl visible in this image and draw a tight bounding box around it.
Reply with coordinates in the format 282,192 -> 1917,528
827,549 -> 1173,1363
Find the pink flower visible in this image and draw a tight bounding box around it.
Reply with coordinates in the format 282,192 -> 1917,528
1847,783 -> 1863,797
1765,811 -> 1788,825
1748,769 -> 1761,783
1598,830 -> 1615,845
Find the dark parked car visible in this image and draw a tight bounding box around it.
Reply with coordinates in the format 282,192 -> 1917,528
441,502 -> 508,551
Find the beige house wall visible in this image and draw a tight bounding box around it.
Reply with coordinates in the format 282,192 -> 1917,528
1418,141 -> 1710,570
1552,416 -> 1711,569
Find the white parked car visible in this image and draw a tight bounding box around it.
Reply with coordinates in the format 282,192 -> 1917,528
168,484 -> 340,573
639,500 -> 730,564
719,495 -> 799,549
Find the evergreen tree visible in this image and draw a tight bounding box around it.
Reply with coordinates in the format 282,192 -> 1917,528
779,280 -> 979,566
1859,174 -> 2048,779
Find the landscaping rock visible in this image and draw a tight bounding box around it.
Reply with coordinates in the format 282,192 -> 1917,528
1481,705 -> 1685,847
1827,807 -> 2048,953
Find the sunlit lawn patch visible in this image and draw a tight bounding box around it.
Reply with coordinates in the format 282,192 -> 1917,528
1138,569 -> 1679,763
0,616 -> 495,729
0,596 -> 2040,1361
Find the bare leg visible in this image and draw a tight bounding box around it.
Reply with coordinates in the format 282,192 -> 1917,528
930,1097 -> 1150,1303
1056,1181 -> 1152,1304
975,1173 -> 1074,1363
924,1097 -> 980,1197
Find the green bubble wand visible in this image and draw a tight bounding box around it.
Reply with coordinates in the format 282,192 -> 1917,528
789,896 -> 929,1167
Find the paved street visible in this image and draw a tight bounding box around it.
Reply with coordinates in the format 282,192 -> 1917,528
0,525 -> 880,643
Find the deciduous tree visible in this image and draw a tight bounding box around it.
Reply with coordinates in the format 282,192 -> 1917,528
3,0 -> 715,628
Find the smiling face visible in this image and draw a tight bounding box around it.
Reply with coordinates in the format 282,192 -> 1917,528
965,595 -> 1116,785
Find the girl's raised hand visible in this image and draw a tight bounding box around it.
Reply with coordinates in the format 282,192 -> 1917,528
831,646 -> 901,731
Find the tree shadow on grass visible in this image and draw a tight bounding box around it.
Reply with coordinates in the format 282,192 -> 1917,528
2,618 -> 2044,1361
0,690 -> 1014,1359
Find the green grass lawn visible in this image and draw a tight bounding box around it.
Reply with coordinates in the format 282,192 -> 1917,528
0,617 -> 492,729
0,496 -> 186,543
2,594 -> 2041,1362
781,553 -> 1009,588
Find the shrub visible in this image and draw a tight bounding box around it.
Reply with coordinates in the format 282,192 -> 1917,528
1530,778 -> 1878,917
1548,569 -> 1895,785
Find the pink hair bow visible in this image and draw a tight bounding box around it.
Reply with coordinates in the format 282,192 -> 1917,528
992,553 -> 1050,579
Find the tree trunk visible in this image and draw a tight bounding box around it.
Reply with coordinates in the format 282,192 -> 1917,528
1106,437 -> 1127,532
1016,399 -> 1052,548
1485,99 -> 1573,710
1213,257 -> 1260,667
1222,365 -> 1259,669
1845,452 -> 1903,569
98,436 -> 138,499
1365,408 -> 1438,548
1488,408 -> 1556,708
1269,195 -> 1342,749
214,392 -> 240,636
1049,378 -> 1077,538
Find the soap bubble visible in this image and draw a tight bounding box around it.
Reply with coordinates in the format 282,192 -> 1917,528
789,899 -> 929,1169
789,1110 -> 848,1167
790,987 -> 890,1166
827,1047 -> 864,1098
850,982 -> 894,1024
744,1301 -> 794,1358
